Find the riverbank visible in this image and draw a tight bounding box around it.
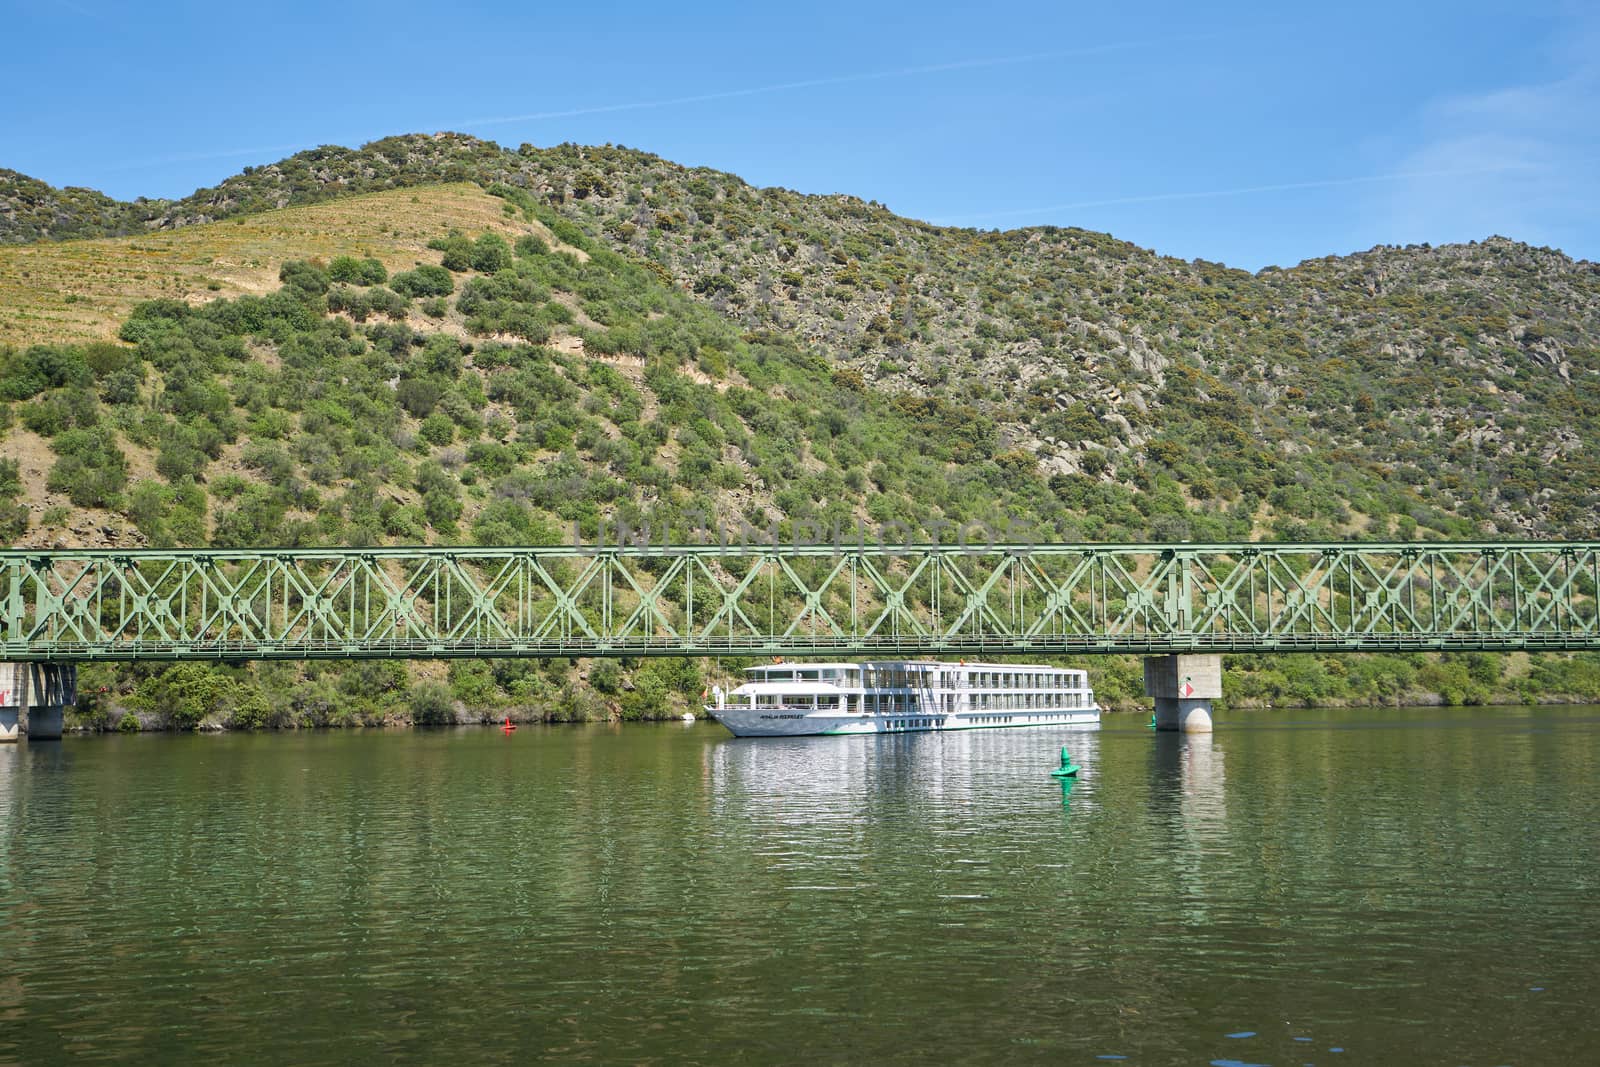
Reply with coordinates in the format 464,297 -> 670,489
54,650 -> 1600,734
59,689 -> 1600,735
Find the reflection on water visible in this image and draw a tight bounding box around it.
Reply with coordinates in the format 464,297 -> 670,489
2,708 -> 1598,1065
709,724 -> 1104,820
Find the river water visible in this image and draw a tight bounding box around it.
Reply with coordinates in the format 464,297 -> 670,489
2,706 -> 1596,1065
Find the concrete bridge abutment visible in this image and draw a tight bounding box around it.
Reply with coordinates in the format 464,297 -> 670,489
1144,654 -> 1221,733
0,664 -> 77,742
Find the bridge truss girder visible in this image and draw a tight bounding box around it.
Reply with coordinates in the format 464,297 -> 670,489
0,541 -> 1595,662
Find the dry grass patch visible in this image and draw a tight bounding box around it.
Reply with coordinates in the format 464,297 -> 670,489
0,183 -> 575,348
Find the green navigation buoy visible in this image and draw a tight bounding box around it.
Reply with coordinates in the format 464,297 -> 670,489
1050,745 -> 1080,778
1148,713 -> 1158,730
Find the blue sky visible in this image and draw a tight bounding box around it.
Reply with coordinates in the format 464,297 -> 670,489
4,0 -> 1595,270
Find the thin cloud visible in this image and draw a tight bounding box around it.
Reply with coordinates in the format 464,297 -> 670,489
942,164 -> 1539,225
452,35 -> 1220,128
1369,37 -> 1599,257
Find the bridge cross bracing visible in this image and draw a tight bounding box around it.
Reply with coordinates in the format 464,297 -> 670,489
0,541 -> 1595,662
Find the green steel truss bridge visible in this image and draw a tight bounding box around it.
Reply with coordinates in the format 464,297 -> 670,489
0,541 -> 1597,663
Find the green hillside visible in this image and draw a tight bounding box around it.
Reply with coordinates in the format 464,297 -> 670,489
3,135 -> 1600,727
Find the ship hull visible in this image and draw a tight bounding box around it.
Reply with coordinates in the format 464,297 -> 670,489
707,706 -> 1100,738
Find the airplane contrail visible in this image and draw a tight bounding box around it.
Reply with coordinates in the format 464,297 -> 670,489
90,32 -> 1217,178
943,163 -> 1538,223
99,141 -> 321,175
450,34 -> 1220,127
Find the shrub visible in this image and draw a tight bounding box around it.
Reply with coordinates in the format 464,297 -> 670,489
390,265 -> 454,298
328,256 -> 388,285
589,660 -> 623,694
396,377 -> 444,418
278,260 -> 330,298
210,485 -> 287,547
20,395 -> 72,436
130,664 -> 243,730
409,681 -> 456,725
156,422 -> 211,482
0,345 -> 92,400
47,426 -> 127,506
0,501 -> 26,542
419,413 -> 454,446
471,234 -> 512,273
429,233 -> 474,272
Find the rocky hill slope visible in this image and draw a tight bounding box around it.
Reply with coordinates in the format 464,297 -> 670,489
6,133 -> 1598,539
2,134 -> 1599,724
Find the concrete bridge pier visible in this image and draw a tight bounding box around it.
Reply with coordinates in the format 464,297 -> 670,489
1144,654 -> 1221,733
0,664 -> 77,742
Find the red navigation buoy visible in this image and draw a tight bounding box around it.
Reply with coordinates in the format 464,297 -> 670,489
502,716 -> 516,733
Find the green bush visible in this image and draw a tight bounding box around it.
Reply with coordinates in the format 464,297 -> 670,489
47,426 -> 127,507
0,345 -> 92,401
390,265 -> 454,298
409,681 -> 456,725
20,394 -> 74,436
396,377 -> 444,418
418,413 -> 454,446
429,232 -> 474,272
328,256 -> 388,285
130,663 -> 250,730
589,660 -> 622,694
0,501 -> 27,542
278,260 -> 330,298
471,234 -> 513,273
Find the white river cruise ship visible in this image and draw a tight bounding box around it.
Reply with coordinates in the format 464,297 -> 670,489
706,660 -> 1099,738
